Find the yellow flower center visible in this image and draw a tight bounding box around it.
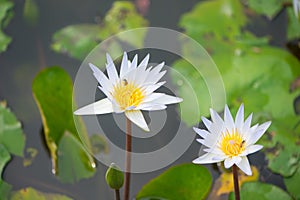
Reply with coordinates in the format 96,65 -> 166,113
112,79 -> 144,110
220,129 -> 245,157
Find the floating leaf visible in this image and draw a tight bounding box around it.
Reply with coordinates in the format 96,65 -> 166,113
0,0 -> 13,53
246,0 -> 285,19
11,187 -> 72,200
228,182 -> 292,200
32,67 -> 95,183
0,144 -> 12,200
0,101 -> 25,156
51,1 -> 148,60
52,24 -> 102,60
287,7 -> 300,40
284,166 -> 300,200
57,132 -> 95,183
136,164 -> 212,200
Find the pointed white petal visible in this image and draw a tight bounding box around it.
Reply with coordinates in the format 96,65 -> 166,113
201,117 -> 212,130
224,105 -> 235,131
137,103 -> 166,111
224,156 -> 241,168
193,153 -> 223,164
245,144 -> 263,155
74,98 -> 113,115
142,93 -> 164,103
120,52 -> 129,78
138,54 -> 150,68
106,58 -> 118,83
243,123 -> 258,142
89,63 -> 112,91
144,81 -> 166,95
130,54 -> 138,69
247,121 -> 271,144
193,127 -> 209,139
150,93 -> 183,105
235,104 -> 244,131
236,156 -> 252,175
242,113 -> 253,134
125,110 -> 149,132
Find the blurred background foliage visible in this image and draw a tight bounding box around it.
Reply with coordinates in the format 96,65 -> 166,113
0,0 -> 300,199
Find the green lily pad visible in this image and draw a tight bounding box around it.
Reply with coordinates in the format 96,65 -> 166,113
0,144 -> 12,200
51,1 -> 148,61
11,187 -> 72,200
32,66 -> 95,183
287,7 -> 300,40
246,0 -> 285,19
136,164 -> 212,200
0,0 -> 13,53
23,0 -> 39,26
228,182 -> 292,200
284,166 -> 300,200
0,101 -> 25,156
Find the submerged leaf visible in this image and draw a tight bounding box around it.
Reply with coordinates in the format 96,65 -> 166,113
32,67 -> 95,183
11,187 -> 73,200
284,166 -> 300,200
136,164 -> 212,200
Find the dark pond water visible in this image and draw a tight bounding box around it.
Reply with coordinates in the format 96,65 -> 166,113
0,0 -> 289,199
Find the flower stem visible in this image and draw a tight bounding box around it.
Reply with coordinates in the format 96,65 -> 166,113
232,164 -> 240,200
124,118 -> 132,200
115,189 -> 120,200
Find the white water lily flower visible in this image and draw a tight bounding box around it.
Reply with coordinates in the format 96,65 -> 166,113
193,104 -> 271,175
74,52 -> 182,131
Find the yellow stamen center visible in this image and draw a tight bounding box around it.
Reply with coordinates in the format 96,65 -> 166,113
220,129 -> 245,157
112,79 -> 144,110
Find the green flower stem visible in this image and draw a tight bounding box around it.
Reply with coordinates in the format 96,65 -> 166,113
124,118 -> 132,200
115,189 -> 120,200
232,164 -> 240,200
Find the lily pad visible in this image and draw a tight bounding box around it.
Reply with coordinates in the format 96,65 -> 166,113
228,182 -> 292,200
0,101 -> 25,156
284,166 -> 300,200
32,66 -> 95,183
51,1 -> 148,61
0,0 -> 13,53
11,187 -> 73,200
0,144 -> 12,200
246,0 -> 285,19
136,164 -> 212,200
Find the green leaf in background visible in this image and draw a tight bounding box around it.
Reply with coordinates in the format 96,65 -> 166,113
287,7 -> 300,40
246,0 -> 285,19
11,187 -> 73,200
23,0 -> 39,26
284,166 -> 300,200
179,0 -> 246,41
136,164 -> 212,200
57,131 -> 95,183
0,0 -> 13,53
51,1 -> 148,61
0,144 -> 12,200
52,24 -> 102,60
32,66 -> 95,183
0,101 -> 25,156
228,182 -> 292,200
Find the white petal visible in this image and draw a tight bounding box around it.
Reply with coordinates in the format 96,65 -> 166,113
74,98 -> 113,115
224,156 -> 241,168
224,105 -> 235,131
236,156 -> 252,175
106,61 -> 118,83
210,108 -> 223,125
247,121 -> 271,144
89,63 -> 112,91
235,104 -> 244,131
125,110 -> 149,132
193,127 -> 209,139
150,93 -> 183,105
201,117 -> 212,130
142,93 -> 164,103
137,103 -> 166,111
138,54 -> 150,68
245,144 -> 263,155
242,113 -> 253,134
193,153 -> 224,164
144,81 -> 166,95
120,52 -> 129,78
243,123 -> 258,142
130,54 -> 138,69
